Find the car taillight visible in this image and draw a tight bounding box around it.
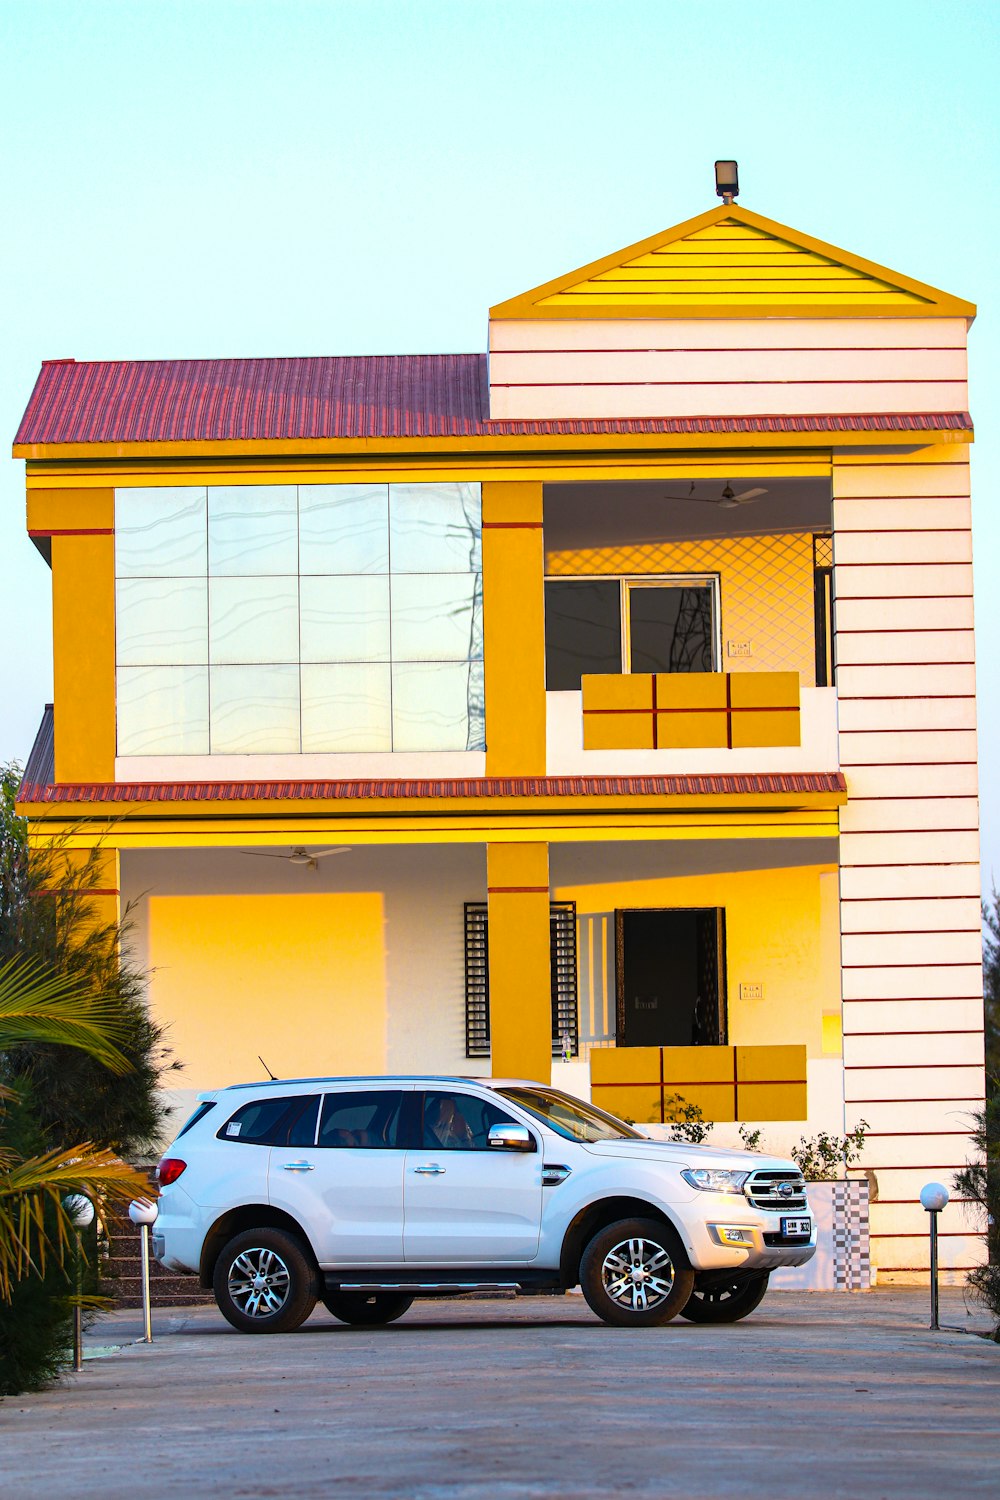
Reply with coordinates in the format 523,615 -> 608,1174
157,1158 -> 187,1186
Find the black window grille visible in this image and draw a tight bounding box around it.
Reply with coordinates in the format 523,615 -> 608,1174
464,901 -> 578,1059
813,533 -> 834,688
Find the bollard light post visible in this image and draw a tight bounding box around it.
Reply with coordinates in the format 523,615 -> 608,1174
62,1194 -> 95,1371
919,1182 -> 949,1330
128,1199 -> 159,1343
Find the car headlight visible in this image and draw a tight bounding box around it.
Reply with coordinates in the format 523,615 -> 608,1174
681,1168 -> 750,1194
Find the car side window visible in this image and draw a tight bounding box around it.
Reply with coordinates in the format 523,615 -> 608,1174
420,1091 -> 524,1152
317,1090 -> 404,1149
218,1094 -> 319,1147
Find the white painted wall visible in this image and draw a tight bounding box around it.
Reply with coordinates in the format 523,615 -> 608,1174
832,446 -> 985,1282
489,318 -> 968,421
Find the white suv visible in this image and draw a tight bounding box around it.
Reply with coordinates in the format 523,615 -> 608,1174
154,1075 -> 816,1332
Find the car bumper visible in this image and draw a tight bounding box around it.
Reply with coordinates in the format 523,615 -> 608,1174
684,1200 -> 817,1271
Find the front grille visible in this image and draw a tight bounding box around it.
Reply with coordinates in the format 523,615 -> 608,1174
745,1169 -> 807,1212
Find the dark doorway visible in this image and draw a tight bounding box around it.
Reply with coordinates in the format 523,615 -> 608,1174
615,908 -> 727,1048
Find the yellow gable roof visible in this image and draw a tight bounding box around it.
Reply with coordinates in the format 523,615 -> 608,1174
490,204 -> 975,320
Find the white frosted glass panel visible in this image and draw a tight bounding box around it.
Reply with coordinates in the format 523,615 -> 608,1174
300,575 -> 390,663
116,578 -> 208,665
115,488 -> 207,576
301,664 -> 392,751
299,485 -> 389,575
389,483 -> 481,574
209,576 -> 299,664
391,661 -> 482,751
390,574 -> 483,661
117,666 -> 209,754
210,665 -> 300,753
208,487 -> 298,575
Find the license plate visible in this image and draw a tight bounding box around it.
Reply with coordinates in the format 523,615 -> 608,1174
781,1216 -> 811,1238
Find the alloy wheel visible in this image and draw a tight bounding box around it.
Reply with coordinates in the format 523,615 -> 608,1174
601,1235 -> 676,1313
228,1246 -> 292,1319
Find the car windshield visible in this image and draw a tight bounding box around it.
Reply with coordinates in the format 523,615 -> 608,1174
498,1087 -> 641,1143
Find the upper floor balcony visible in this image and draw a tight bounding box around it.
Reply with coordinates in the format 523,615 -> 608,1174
541,476 -> 838,777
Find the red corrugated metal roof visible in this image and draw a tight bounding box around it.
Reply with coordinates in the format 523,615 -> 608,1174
12,355 -> 973,445
18,772 -> 847,804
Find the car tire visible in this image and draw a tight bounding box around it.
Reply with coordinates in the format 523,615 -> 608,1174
679,1272 -> 770,1323
321,1291 -> 414,1326
579,1216 -> 695,1327
213,1227 -> 317,1334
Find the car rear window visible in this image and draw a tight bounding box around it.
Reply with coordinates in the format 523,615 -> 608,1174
175,1101 -> 217,1139
218,1094 -> 320,1146
317,1090 -> 404,1149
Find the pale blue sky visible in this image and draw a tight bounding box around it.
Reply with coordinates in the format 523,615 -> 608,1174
2,0 -> 998,879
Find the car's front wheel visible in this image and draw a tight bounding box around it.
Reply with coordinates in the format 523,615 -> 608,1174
213,1227 -> 317,1334
322,1291 -> 414,1326
580,1217 -> 694,1327
679,1272 -> 770,1323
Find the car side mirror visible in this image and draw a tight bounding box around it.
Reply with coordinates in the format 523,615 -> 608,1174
488,1124 -> 535,1152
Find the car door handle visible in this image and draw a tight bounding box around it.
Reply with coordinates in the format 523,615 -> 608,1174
282,1161 -> 315,1172
413,1164 -> 446,1175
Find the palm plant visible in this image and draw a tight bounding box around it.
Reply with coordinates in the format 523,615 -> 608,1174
0,957 -> 153,1300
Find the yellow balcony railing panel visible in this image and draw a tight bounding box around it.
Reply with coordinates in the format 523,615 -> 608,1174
582,672 -> 654,712
729,671 -> 800,710
583,712 -> 655,751
661,1045 -> 735,1085
735,1044 -> 807,1082
656,674 -> 728,711
580,670 -> 801,752
590,1042 -> 808,1124
656,713 -> 730,750
729,709 -> 801,749
738,1082 -> 808,1121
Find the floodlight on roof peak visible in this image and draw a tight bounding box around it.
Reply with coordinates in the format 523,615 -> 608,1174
715,160 -> 739,205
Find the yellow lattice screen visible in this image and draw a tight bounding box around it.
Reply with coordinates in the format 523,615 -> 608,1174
547,532 -> 823,687
590,1044 -> 808,1124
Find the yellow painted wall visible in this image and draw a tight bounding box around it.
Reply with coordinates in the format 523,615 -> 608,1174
51,529 -> 116,781
547,531 -> 820,685
146,893 -> 388,1090
558,863 -> 840,1069
482,481 -> 546,775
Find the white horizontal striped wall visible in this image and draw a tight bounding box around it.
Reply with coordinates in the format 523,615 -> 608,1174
487,318 -> 968,420
832,445 -> 985,1281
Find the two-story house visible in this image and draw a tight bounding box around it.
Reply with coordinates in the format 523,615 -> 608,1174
13,197 -> 984,1283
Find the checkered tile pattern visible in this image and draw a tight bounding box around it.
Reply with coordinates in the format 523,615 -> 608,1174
832,1180 -> 871,1291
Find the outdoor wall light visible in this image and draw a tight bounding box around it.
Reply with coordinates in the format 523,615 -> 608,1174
715,160 -> 739,203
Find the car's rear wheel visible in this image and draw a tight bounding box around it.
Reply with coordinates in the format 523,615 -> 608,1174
321,1291 -> 414,1326
580,1217 -> 694,1327
680,1272 -> 770,1323
213,1227 -> 317,1334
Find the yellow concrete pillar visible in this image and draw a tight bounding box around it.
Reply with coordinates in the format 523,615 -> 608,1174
481,481 -> 546,776
486,842 -> 551,1083
37,843 -> 122,941
43,488 -> 117,783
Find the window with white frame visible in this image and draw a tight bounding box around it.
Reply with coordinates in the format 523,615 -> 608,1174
114,483 -> 484,755
543,575 -> 719,691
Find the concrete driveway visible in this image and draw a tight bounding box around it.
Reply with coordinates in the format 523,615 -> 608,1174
1,1289 -> 997,1499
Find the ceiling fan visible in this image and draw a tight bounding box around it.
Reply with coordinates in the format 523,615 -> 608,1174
664,482 -> 769,509
242,846 -> 349,871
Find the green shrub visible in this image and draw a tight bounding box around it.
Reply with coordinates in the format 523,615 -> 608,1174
791,1121 -> 868,1181
0,1088 -> 99,1397
954,1092 -> 1000,1339
663,1094 -> 712,1145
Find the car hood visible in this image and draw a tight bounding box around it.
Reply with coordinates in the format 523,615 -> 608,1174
579,1138 -> 798,1173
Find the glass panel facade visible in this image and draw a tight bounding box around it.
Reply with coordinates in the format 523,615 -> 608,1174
299,485 -> 389,575
209,576 -> 300,664
115,483 -> 483,755
115,488 -> 207,577
116,666 -> 209,754
115,578 -> 208,666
